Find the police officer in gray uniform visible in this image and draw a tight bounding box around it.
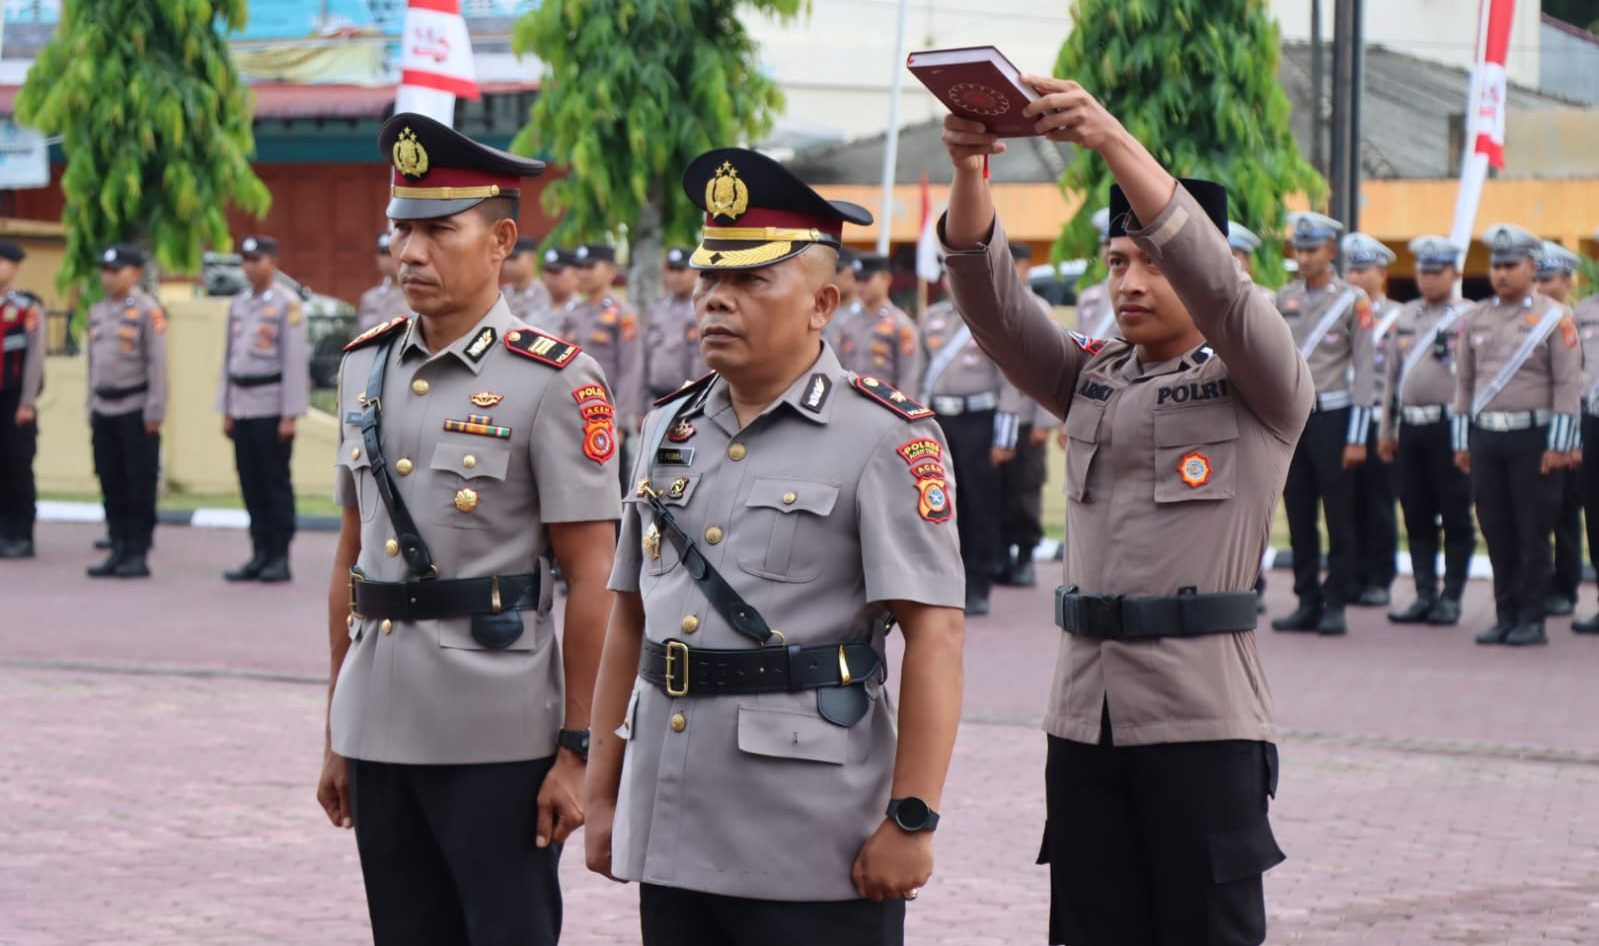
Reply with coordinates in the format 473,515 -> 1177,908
942,74 -> 1302,946
1536,241 -> 1584,616
921,269 -> 1021,614
0,240 -> 44,559
833,254 -> 924,393
356,233 -> 410,334
585,147 -> 966,946
1270,212 -> 1376,636
218,235 -> 309,583
1074,207 -> 1115,337
1378,237 -> 1475,626
501,236 -> 553,325
526,247 -> 580,331
1453,224 -> 1581,646
317,113 -> 622,946
1341,232 -> 1401,606
85,245 -> 168,578
645,247 -> 705,398
562,244 -> 647,434
1570,242 -> 1599,634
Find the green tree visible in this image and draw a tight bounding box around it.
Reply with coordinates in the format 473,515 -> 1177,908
15,0 -> 269,295
512,0 -> 801,311
1052,0 -> 1324,288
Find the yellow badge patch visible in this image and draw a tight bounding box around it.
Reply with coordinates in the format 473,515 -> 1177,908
470,391 -> 505,408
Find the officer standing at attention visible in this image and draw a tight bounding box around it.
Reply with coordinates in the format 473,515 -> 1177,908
356,233 -> 409,334
1074,207 -> 1115,337
1535,241 -> 1584,617
85,245 -> 168,578
501,236 -> 553,325
1340,233 -> 1401,607
562,244 -> 646,435
942,75 -> 1305,946
1377,237 -> 1475,626
1570,241 -> 1599,635
644,247 -> 705,398
1270,212 -> 1376,636
218,236 -> 309,583
316,113 -> 621,946
584,147 -> 966,946
921,267 -> 1021,615
526,247 -> 580,331
994,244 -> 1062,589
0,240 -> 44,560
835,254 -> 924,392
1453,224 -> 1580,647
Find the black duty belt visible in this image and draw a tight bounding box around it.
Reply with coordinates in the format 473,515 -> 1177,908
640,638 -> 882,698
353,572 -> 539,621
230,372 -> 283,388
1055,586 -> 1258,639
94,382 -> 149,399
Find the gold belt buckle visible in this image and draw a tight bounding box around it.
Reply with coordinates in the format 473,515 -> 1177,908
664,640 -> 691,697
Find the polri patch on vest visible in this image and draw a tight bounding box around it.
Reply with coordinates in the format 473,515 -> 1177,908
465,326 -> 498,363
1155,379 -> 1230,406
655,447 -> 695,466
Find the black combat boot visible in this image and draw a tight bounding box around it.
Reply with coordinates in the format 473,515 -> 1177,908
113,541 -> 151,578
1425,597 -> 1462,625
224,541 -> 269,582
1504,621 -> 1548,647
86,538 -> 126,578
1270,601 -> 1321,632
256,539 -> 292,584
1316,605 -> 1348,636
1009,545 -> 1037,588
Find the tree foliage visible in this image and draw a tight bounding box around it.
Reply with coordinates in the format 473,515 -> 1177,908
1053,0 -> 1324,287
16,0 -> 269,294
512,0 -> 801,308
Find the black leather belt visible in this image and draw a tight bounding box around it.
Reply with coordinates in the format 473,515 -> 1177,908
353,572 -> 539,621
640,638 -> 882,698
94,382 -> 149,399
1055,586 -> 1258,639
229,372 -> 283,388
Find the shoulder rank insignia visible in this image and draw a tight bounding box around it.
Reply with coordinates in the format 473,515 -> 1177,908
504,328 -> 581,368
653,371 -> 717,408
852,376 -> 934,420
343,316 -> 409,352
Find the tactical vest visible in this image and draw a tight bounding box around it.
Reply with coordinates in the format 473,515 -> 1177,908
0,293 -> 34,393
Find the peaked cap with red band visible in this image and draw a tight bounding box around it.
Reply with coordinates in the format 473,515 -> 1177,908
682,147 -> 872,270
379,112 -> 545,221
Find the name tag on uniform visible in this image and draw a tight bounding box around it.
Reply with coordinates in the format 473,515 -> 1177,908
344,411 -> 363,424
655,446 -> 694,466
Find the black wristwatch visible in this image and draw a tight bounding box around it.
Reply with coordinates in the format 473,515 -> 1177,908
557,728 -> 590,762
886,797 -> 940,833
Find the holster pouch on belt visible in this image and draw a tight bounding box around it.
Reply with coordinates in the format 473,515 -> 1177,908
471,610 -> 524,650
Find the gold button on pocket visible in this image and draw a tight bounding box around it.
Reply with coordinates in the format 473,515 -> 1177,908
705,525 -> 724,545
395,458 -> 414,476
384,539 -> 400,557
350,447 -> 361,460
728,443 -> 747,461
462,454 -> 477,469
782,491 -> 797,505
381,619 -> 393,635
681,615 -> 700,634
411,379 -> 430,396
670,713 -> 687,733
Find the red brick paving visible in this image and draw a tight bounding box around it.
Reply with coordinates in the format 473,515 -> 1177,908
4,523 -> 1599,944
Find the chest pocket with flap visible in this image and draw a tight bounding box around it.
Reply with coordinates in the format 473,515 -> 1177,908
636,471 -> 702,576
340,434 -> 377,523
736,476 -> 840,583
1063,401 -> 1104,502
1152,403 -> 1239,503
428,439 -> 513,529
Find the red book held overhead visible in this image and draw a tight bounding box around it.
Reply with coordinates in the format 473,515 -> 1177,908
907,46 -> 1040,137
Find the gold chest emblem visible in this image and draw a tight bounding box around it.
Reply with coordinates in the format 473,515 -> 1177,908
392,127 -> 430,181
642,522 -> 662,561
705,162 -> 749,221
453,488 -> 479,514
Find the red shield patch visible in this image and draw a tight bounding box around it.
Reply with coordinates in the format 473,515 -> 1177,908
1178,451 -> 1212,488
573,385 -> 617,465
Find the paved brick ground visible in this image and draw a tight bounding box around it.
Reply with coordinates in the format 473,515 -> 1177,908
4,523 -> 1599,944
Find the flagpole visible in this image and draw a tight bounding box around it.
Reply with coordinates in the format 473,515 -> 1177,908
876,0 -> 911,258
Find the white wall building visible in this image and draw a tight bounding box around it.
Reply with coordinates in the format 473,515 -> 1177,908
747,0 -> 1549,145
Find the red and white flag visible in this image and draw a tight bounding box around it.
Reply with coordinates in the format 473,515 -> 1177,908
1450,0 -> 1516,264
395,0 -> 480,122
915,171 -> 941,284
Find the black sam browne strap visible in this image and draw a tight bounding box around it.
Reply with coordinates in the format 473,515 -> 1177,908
362,333 -> 438,580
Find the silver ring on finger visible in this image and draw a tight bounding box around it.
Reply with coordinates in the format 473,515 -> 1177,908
905,888 -> 921,900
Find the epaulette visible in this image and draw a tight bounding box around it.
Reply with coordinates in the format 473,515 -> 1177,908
653,371 -> 716,408
504,327 -> 581,368
343,316 -> 409,352
851,376 -> 934,420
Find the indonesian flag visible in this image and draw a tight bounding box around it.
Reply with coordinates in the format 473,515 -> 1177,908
915,171 -> 941,284
1466,0 -> 1515,168
1449,0 -> 1515,265
395,0 -> 479,122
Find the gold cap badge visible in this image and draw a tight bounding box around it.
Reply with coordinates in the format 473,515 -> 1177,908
393,127 -> 430,181
705,162 -> 749,221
